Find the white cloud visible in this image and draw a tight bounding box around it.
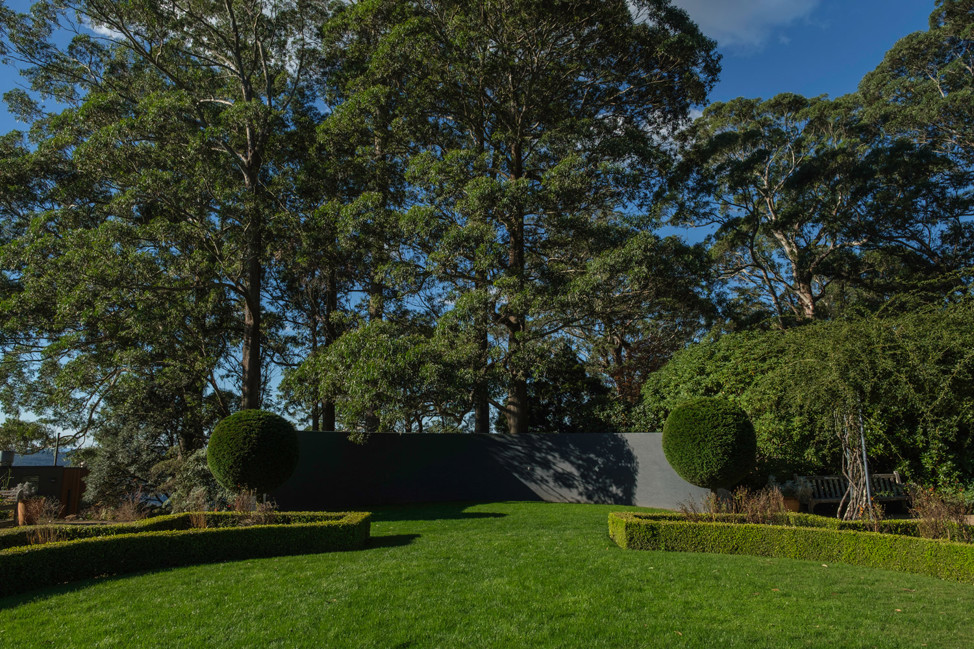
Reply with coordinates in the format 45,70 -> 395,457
84,19 -> 124,40
671,0 -> 820,50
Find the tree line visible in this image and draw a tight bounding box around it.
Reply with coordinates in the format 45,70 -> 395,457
0,0 -> 970,503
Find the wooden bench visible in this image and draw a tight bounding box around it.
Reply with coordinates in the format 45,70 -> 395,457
0,486 -> 24,526
802,472 -> 908,515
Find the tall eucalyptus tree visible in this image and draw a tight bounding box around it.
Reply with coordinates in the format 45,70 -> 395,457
860,0 -> 974,166
0,0 -> 329,411
324,0 -> 719,433
671,93 -> 967,327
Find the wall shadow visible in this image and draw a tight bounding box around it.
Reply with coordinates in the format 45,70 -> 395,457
487,434 -> 639,506
367,503 -> 507,523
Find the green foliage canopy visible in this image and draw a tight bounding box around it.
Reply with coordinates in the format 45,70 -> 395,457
671,93 -> 970,327
641,295 -> 974,487
312,0 -> 721,433
0,418 -> 53,455
861,0 -> 974,166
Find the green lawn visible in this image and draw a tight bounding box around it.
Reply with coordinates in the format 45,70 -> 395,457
0,501 -> 970,648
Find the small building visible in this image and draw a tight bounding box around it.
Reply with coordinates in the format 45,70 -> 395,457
0,465 -> 88,517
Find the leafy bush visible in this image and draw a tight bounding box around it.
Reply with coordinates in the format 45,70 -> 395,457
662,397 -> 756,489
207,410 -> 299,493
608,512 -> 974,583
639,298 -> 974,488
0,511 -> 371,597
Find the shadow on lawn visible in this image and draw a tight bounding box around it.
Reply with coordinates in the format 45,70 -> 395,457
367,534 -> 421,549
0,533 -> 421,610
366,502 -> 507,523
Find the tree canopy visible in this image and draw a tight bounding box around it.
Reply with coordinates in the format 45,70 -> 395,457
0,0 -> 971,505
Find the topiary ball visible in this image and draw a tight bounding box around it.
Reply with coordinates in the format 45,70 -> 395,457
207,410 -> 300,494
661,397 -> 756,490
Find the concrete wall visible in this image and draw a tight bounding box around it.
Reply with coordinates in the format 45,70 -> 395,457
272,432 -> 708,510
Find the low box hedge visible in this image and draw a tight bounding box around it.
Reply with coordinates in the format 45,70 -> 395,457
608,512 -> 974,583
0,511 -> 361,551
611,511 -> 969,539
0,511 -> 370,598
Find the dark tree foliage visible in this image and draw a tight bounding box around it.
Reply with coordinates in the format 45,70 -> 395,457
860,0 -> 974,167
494,341 -> 616,434
670,93 -> 971,328
1,0 -> 971,504
313,0 -> 720,434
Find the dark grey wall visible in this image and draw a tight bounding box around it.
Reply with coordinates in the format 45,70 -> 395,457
272,432 -> 708,510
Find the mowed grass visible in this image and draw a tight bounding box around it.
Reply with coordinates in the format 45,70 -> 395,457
0,501 -> 971,648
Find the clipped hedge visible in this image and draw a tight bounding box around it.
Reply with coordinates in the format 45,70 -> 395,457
0,514 -> 188,551
207,409 -> 300,493
608,512 -> 974,583
662,397 -> 756,489
611,511 -> 968,539
0,511 -> 370,598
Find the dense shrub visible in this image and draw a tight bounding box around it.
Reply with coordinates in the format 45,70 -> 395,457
639,298 -> 974,488
608,512 -> 974,583
207,410 -> 300,493
662,397 -> 756,490
0,511 -> 370,598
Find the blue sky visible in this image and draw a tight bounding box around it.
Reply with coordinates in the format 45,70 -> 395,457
0,0 -> 939,134
674,0 -> 934,103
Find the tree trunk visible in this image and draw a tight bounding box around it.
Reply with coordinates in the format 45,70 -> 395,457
473,278 -> 491,435
310,307 -> 320,431
364,280 -> 383,433
321,268 -> 339,431
307,267 -> 338,432
240,206 -> 262,410
504,362 -> 529,434
503,142 -> 528,434
321,402 -> 336,433
503,216 -> 528,434
796,276 -> 817,321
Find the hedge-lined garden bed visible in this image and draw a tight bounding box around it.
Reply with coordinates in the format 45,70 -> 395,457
0,511 -> 365,551
613,511 -> 971,539
0,511 -> 370,598
608,512 -> 974,583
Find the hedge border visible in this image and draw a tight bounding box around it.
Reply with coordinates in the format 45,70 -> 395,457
608,511 -> 971,539
0,511 -> 359,551
0,511 -> 370,598
608,512 -> 974,583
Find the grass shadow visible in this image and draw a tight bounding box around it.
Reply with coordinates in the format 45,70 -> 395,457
366,502 -> 508,523
366,534 -> 420,550
0,538 -> 391,610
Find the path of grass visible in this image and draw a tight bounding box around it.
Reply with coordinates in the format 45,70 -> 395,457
0,501 -> 970,648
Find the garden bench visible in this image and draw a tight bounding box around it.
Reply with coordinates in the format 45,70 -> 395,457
0,486 -> 24,526
802,472 -> 908,515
